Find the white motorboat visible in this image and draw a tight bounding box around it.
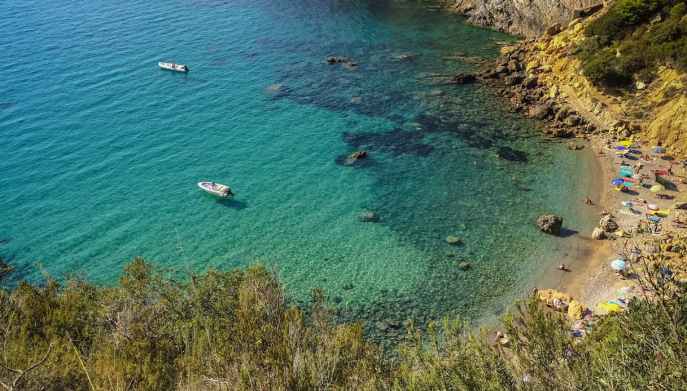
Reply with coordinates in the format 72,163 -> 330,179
198,181 -> 233,198
159,62 -> 189,72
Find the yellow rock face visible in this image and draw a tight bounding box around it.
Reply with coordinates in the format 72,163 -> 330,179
567,300 -> 585,320
521,17 -> 687,156
536,289 -> 588,320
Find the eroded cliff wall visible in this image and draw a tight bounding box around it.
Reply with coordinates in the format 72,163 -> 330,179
450,0 -> 601,37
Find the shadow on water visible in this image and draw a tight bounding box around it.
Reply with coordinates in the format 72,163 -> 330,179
216,198 -> 248,210
558,228 -> 579,238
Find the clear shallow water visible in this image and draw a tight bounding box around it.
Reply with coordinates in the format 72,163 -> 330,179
1,0 -> 595,339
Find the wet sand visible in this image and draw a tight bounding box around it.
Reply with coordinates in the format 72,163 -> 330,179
535,137 -> 625,308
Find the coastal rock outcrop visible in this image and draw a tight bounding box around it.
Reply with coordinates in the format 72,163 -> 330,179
537,214 -> 563,235
450,73 -> 477,85
449,0 -> 603,38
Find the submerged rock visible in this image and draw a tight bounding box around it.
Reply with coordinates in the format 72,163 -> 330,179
395,53 -> 417,61
457,261 -> 472,271
342,150 -> 368,166
497,146 -> 528,162
358,211 -> 380,223
451,73 -> 477,84
537,214 -> 563,235
446,236 -> 463,245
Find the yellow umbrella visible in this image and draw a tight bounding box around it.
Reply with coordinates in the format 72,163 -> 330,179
598,302 -> 623,313
618,140 -> 632,147
650,184 -> 665,193
649,209 -> 670,217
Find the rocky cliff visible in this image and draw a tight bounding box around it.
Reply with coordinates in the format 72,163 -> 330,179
478,17 -> 687,156
449,0 -> 602,37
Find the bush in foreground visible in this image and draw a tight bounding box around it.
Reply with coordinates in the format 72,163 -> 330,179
1,251 -> 686,390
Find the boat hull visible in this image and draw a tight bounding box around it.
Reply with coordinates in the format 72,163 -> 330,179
197,182 -> 232,198
158,62 -> 189,73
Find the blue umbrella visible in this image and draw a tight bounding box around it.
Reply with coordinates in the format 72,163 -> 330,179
611,178 -> 625,186
611,259 -> 626,271
615,146 -> 628,151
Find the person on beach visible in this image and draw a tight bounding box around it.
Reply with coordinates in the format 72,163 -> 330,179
558,264 -> 569,272
584,197 -> 593,205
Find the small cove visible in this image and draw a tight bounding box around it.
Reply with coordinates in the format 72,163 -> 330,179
0,0 -> 598,340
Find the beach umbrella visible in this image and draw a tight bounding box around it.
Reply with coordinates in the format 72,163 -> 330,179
618,140 -> 632,147
598,302 -> 623,313
650,184 -> 665,193
615,146 -> 628,151
610,259 -> 626,271
611,178 -> 625,186
653,146 -> 666,154
648,215 -> 662,223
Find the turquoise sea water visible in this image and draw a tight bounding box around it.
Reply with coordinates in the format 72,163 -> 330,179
1,0 -> 595,338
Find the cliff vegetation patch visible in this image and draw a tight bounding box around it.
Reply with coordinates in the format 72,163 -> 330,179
578,0 -> 687,87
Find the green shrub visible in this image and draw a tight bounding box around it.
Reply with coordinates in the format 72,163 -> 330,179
580,0 -> 687,87
1,250 -> 686,390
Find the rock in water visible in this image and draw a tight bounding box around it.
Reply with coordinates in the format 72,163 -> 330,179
537,214 -> 563,235
451,73 -> 477,84
457,261 -> 471,270
529,104 -> 551,119
446,236 -> 463,245
592,227 -> 605,240
497,146 -> 528,162
358,211 -> 380,222
599,215 -> 619,232
343,151 -> 368,165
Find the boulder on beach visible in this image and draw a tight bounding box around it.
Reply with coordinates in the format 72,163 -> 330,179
537,214 -> 563,235
592,227 -> 606,240
567,142 -> 584,150
599,215 -> 619,232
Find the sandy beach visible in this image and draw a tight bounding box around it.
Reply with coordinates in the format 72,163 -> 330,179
536,134 -> 687,312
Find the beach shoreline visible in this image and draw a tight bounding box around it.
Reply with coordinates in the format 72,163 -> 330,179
533,136 -> 620,309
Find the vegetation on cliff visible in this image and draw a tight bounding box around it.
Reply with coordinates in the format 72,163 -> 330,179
2,240 -> 687,390
579,0 -> 687,87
